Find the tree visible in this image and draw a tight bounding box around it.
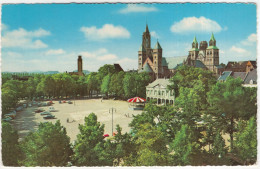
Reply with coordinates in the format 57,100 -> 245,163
135,72 -> 151,98
72,113 -> 105,166
207,77 -> 246,151
98,64 -> 116,80
1,122 -> 21,166
211,129 -> 228,158
123,72 -> 137,98
86,73 -> 100,97
170,124 -> 200,165
101,74 -> 111,97
109,72 -> 125,99
234,117 -> 257,164
20,121 -> 72,166
168,65 -> 216,97
134,123 -> 168,166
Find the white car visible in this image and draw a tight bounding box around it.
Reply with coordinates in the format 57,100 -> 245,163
49,106 -> 55,112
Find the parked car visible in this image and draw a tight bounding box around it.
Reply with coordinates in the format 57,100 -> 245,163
68,100 -> 73,104
16,106 -> 23,112
3,116 -> 12,122
4,114 -> 15,119
49,107 -> 55,112
23,104 -> 27,108
43,115 -> 55,119
28,103 -> 32,107
40,111 -> 52,116
62,100 -> 66,103
59,100 -> 62,104
35,108 -> 44,113
42,102 -> 48,106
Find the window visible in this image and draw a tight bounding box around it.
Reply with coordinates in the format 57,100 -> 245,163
154,90 -> 157,95
162,91 -> 164,96
158,91 -> 161,95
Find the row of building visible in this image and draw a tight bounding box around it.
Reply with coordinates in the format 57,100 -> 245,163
137,25 -> 257,105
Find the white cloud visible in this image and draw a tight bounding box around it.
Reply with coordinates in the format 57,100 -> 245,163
116,58 -> 137,71
98,54 -> 117,61
80,48 -> 118,61
2,23 -> 8,31
2,27 -> 50,49
150,31 -> 159,39
170,16 -> 224,34
241,33 -> 257,46
46,49 -> 66,55
230,46 -> 247,53
80,24 -> 130,40
119,4 -> 158,14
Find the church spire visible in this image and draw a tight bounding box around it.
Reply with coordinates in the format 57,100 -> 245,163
145,24 -> 149,33
210,32 -> 216,42
193,36 -> 198,44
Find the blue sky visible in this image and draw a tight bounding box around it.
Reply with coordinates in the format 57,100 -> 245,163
1,3 -> 257,72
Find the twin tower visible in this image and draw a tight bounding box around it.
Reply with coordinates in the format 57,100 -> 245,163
138,24 -> 220,78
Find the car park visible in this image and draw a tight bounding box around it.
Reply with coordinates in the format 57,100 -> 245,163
43,115 -> 55,119
28,103 -> 32,107
35,108 -> 44,113
40,111 -> 52,116
68,100 -> 73,104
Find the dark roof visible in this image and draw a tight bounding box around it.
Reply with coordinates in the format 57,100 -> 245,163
244,69 -> 257,84
218,71 -> 232,81
154,41 -> 162,49
162,57 -> 168,67
114,64 -> 124,72
248,61 -> 257,68
226,61 -> 248,69
138,62 -> 153,73
195,60 -> 206,68
232,72 -> 247,81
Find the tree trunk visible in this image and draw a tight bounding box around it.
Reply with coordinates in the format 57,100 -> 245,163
230,117 -> 234,152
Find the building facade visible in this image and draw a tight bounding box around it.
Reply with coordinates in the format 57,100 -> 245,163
185,34 -> 221,74
146,79 -> 175,105
138,25 -> 223,79
138,25 -> 173,80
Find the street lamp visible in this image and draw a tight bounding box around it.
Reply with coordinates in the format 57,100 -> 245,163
109,107 -> 116,136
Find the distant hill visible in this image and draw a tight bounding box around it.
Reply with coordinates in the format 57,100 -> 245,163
73,70 -> 91,74
2,71 -> 60,75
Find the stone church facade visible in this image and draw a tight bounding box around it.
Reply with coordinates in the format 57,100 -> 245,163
185,34 -> 221,74
138,25 -> 222,80
138,25 -> 173,80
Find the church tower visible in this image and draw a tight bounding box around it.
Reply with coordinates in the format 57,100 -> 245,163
153,40 -> 162,78
188,36 -> 199,66
138,45 -> 146,70
142,24 -> 151,50
206,33 -> 219,72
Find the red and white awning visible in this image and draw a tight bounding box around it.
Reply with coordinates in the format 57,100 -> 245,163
127,97 -> 146,103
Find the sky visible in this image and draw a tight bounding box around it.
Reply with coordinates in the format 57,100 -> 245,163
1,3 -> 257,72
